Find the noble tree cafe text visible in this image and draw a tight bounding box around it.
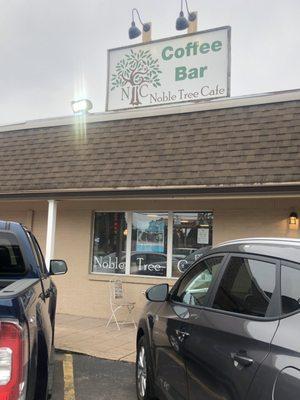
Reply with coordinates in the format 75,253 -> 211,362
107,26 -> 230,110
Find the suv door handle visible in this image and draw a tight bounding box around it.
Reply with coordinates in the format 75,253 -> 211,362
231,352 -> 253,368
175,329 -> 190,341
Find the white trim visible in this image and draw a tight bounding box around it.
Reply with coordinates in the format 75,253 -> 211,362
45,200 -> 57,269
125,211 -> 132,275
167,212 -> 173,278
1,89 -> 299,133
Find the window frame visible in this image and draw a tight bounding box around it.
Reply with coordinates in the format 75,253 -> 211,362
279,259 -> 300,318
169,253 -> 228,309
206,252 -> 282,321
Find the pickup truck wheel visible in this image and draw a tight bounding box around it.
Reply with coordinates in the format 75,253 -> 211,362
47,347 -> 55,399
34,366 -> 49,400
136,336 -> 156,400
34,337 -> 51,400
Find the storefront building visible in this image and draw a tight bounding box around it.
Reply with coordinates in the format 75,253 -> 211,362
0,90 -> 299,319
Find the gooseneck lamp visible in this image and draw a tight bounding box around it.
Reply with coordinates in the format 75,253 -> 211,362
176,0 -> 197,31
129,8 -> 151,39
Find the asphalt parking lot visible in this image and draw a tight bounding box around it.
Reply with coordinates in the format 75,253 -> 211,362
52,351 -> 136,400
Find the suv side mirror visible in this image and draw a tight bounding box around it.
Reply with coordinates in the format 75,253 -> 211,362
50,260 -> 68,275
146,284 -> 169,302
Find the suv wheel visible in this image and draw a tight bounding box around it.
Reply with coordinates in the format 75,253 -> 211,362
136,336 -> 155,400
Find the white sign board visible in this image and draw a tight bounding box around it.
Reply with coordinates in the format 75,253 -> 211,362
106,26 -> 231,111
197,228 -> 209,245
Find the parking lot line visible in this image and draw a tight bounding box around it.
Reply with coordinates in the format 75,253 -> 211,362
63,353 -> 76,400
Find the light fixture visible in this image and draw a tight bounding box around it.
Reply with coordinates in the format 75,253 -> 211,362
71,99 -> 93,115
176,0 -> 197,31
289,211 -> 298,227
129,8 -> 151,39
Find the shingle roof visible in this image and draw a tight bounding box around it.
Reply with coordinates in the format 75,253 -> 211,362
0,99 -> 299,195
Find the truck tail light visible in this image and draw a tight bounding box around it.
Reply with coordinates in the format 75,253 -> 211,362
0,322 -> 28,400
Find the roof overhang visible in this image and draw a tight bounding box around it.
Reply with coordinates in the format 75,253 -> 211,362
0,183 -> 299,201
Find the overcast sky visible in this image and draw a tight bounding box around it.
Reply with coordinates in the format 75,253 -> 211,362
0,0 -> 299,126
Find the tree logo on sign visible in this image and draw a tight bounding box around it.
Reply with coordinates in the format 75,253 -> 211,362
111,49 -> 162,106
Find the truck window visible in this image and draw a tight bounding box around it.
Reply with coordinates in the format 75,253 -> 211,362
0,232 -> 26,274
29,233 -> 48,275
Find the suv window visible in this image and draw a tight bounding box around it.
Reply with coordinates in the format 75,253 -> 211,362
281,265 -> 300,315
172,256 -> 223,306
212,256 -> 276,317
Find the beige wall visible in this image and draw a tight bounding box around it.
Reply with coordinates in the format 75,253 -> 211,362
0,196 -> 299,320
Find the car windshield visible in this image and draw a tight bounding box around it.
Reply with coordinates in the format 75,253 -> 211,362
0,232 -> 26,274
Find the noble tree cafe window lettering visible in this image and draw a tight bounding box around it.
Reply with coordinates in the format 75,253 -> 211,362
91,211 -> 213,278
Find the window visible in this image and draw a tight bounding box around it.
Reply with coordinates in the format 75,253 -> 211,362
281,265 -> 300,315
172,212 -> 213,277
131,213 -> 168,277
172,256 -> 223,306
212,257 -> 276,317
92,212 -> 127,274
91,211 -> 214,277
30,234 -> 47,275
0,232 -> 26,275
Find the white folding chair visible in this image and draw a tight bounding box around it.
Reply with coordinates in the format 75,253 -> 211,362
106,279 -> 136,330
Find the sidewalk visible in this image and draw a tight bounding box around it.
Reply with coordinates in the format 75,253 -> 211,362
55,313 -> 136,362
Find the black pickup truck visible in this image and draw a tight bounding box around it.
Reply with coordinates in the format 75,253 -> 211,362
0,220 -> 67,400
